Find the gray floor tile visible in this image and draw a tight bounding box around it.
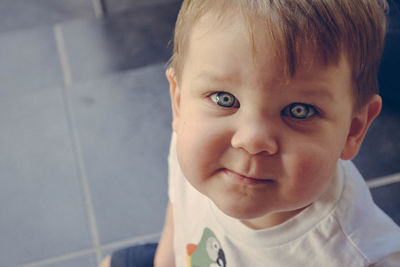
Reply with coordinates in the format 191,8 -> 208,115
68,64 -> 171,245
353,102 -> 400,180
22,253 -> 98,267
379,29 -> 400,105
104,0 -> 180,14
61,1 -> 180,83
371,181 -> 400,226
36,254 -> 98,267
387,0 -> 400,29
0,0 -> 95,34
0,26 -> 64,99
0,87 -> 92,266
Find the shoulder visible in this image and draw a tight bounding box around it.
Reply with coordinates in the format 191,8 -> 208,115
334,160 -> 400,264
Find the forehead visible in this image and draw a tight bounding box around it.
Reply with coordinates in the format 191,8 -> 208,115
182,8 -> 346,79
183,12 -> 271,79
184,11 -> 349,81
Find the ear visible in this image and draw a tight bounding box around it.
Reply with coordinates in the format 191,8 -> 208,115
166,68 -> 181,132
340,94 -> 382,160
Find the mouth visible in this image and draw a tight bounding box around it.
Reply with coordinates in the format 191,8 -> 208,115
221,169 -> 273,186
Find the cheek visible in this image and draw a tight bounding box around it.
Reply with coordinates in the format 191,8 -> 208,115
286,126 -> 348,175
282,139 -> 342,203
175,116 -> 231,186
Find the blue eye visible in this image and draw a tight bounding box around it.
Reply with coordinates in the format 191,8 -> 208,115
210,92 -> 239,108
282,103 -> 317,119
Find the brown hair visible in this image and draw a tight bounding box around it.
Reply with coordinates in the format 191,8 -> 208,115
169,0 -> 388,111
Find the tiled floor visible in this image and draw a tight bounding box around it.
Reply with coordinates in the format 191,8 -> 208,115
0,0 -> 399,266
0,0 -> 96,34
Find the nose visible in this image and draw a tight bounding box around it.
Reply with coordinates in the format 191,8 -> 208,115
231,114 -> 279,155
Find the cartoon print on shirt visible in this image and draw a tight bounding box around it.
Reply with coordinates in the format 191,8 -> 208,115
186,227 -> 227,267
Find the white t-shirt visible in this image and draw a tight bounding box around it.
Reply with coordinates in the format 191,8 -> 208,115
168,133 -> 400,267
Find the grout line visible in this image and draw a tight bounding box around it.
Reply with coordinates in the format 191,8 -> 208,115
54,24 -> 73,86
91,0 -> 105,17
367,172 -> 400,189
61,87 -> 103,263
101,232 -> 161,252
17,249 -> 95,267
17,233 -> 161,267
54,24 -> 103,263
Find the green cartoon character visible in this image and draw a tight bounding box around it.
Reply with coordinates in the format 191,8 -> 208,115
186,227 -> 227,267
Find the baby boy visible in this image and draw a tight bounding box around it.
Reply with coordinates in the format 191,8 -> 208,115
154,0 -> 400,266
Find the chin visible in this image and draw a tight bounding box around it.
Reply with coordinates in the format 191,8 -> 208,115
212,196 -> 270,220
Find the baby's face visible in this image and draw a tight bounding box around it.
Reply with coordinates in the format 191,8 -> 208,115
169,12 -> 356,229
